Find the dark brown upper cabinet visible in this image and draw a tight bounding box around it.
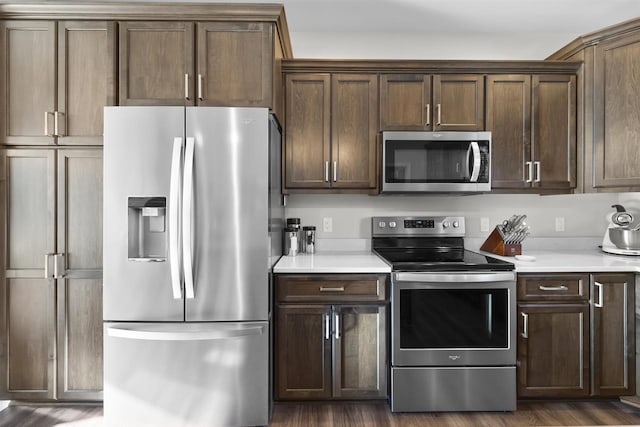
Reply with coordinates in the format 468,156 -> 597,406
487,74 -> 576,191
593,33 -> 640,189
0,21 -> 116,146
284,73 -> 378,193
119,21 -> 274,108
380,74 -> 484,131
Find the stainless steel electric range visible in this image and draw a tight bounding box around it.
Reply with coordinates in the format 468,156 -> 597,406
372,216 -> 516,413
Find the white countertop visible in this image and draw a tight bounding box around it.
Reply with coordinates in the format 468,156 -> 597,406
274,248 -> 640,274
274,252 -> 392,273
480,248 -> 640,273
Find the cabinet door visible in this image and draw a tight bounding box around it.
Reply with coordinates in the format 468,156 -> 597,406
0,149 -> 56,400
592,274 -> 635,396
486,75 -> 531,189
433,74 -> 484,131
276,305 -> 332,399
330,74 -> 378,189
333,305 -> 387,399
380,74 -> 431,130
196,22 -> 272,107
593,33 -> 640,188
532,75 -> 576,190
517,303 -> 589,398
0,21 -> 56,145
57,22 -> 116,145
56,149 -> 103,401
119,21 -> 194,106
284,73 -> 331,189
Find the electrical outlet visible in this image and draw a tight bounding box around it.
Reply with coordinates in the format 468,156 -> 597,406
322,217 -> 333,233
555,217 -> 565,232
480,217 -> 490,232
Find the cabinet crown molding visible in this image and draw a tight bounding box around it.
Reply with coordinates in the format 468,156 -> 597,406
283,59 -> 582,74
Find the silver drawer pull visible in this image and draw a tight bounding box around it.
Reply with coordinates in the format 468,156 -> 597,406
539,285 -> 568,291
319,286 -> 345,292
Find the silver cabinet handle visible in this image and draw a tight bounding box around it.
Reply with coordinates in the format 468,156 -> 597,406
197,74 -> 203,100
595,281 -> 604,308
53,253 -> 65,279
324,161 -> 329,182
539,285 -> 568,291
436,103 -> 442,126
324,312 -> 330,340
534,161 -> 541,183
425,103 -> 430,126
335,312 -> 340,339
333,161 -> 337,182
44,112 -> 54,136
319,286 -> 345,292
184,73 -> 190,100
183,137 -> 195,299
54,111 -> 64,137
525,161 -> 533,183
521,312 -> 528,338
169,137 -> 183,300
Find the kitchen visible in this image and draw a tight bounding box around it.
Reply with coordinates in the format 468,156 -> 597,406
2,0 -> 640,426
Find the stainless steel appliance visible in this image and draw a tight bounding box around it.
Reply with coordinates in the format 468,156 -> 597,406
372,216 -> 516,412
103,107 -> 283,426
602,204 -> 640,255
381,131 -> 491,193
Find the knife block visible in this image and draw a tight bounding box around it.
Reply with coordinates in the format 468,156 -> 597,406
480,227 -> 522,256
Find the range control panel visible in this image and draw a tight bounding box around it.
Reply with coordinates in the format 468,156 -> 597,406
372,216 -> 465,237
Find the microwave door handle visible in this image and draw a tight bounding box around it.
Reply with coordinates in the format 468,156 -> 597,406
467,141 -> 481,182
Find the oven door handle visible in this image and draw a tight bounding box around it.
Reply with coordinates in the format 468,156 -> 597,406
394,272 -> 515,283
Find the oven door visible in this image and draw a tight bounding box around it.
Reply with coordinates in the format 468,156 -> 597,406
392,271 -> 516,367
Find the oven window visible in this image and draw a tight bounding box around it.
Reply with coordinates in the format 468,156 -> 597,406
399,288 -> 508,348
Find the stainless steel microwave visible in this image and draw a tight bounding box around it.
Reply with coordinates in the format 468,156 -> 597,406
381,131 -> 491,193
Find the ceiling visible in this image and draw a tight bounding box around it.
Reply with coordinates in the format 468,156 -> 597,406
88,0 -> 640,58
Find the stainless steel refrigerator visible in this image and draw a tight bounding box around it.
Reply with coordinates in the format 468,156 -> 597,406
102,106 -> 282,426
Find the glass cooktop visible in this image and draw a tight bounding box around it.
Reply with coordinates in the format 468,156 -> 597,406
373,237 -> 515,272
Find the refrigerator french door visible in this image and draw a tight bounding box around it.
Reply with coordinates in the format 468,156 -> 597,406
103,106 -> 279,426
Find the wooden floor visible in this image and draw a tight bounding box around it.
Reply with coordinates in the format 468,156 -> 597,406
2,400 -> 640,426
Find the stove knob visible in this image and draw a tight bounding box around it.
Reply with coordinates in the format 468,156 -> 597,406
453,221 -> 459,228
389,221 -> 397,228
442,221 -> 450,229
378,221 -> 386,228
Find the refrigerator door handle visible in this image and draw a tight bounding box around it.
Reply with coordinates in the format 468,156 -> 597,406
169,137 -> 183,299
183,137 -> 195,299
106,324 -> 265,341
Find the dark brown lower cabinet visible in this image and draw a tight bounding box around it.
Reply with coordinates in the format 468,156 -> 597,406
517,303 -> 590,397
517,273 -> 635,399
592,273 -> 635,396
275,274 -> 388,400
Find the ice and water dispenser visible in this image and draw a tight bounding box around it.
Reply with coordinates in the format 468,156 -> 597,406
128,197 -> 167,261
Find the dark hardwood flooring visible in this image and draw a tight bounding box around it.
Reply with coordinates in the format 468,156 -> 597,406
2,400 -> 640,426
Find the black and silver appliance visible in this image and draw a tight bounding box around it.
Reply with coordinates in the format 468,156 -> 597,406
372,216 -> 516,412
381,131 -> 491,193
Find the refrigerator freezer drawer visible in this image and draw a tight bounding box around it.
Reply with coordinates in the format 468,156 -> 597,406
104,321 -> 269,427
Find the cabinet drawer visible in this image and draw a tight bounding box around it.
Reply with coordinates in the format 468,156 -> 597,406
276,274 -> 387,303
517,274 -> 589,301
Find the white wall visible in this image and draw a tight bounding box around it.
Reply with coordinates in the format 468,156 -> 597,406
290,31 -> 575,60
285,193 -> 619,240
